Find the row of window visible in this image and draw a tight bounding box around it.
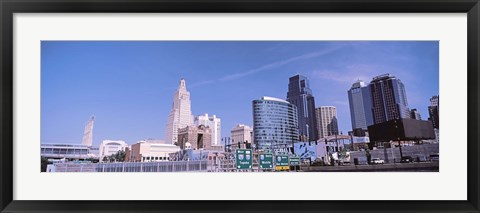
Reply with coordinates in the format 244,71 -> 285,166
41,148 -> 88,155
142,156 -> 170,161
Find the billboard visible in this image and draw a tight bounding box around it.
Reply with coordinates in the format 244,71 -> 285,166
352,136 -> 370,143
368,118 -> 435,142
293,142 -> 317,161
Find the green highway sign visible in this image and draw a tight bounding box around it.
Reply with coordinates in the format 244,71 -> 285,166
259,153 -> 273,169
290,157 -> 300,166
275,155 -> 289,170
236,149 -> 252,169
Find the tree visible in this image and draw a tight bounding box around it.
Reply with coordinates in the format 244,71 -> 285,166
104,150 -> 126,162
329,153 -> 335,166
113,150 -> 126,162
338,149 -> 349,165
365,149 -> 372,164
41,157 -> 50,172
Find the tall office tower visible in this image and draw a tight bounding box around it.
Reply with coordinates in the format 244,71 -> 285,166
315,106 -> 339,139
430,95 -> 439,107
347,80 -> 373,132
410,108 -> 422,120
253,96 -> 299,152
195,113 -> 221,146
428,95 -> 439,129
230,124 -> 253,149
369,74 -> 410,124
81,115 -> 94,147
286,74 -> 318,141
165,78 -> 194,145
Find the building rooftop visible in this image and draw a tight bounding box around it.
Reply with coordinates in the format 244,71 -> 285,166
41,143 -> 90,148
351,80 -> 366,88
261,96 -> 289,104
371,73 -> 396,82
317,106 -> 336,109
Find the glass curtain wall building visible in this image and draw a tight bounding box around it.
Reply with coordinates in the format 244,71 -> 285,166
252,96 -> 299,152
286,75 -> 318,142
369,74 -> 410,124
347,80 -> 373,131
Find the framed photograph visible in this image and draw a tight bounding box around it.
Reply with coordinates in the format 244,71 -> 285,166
1,0 -> 479,212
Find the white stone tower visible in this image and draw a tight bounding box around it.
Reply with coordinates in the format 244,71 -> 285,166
82,115 -> 94,147
165,78 -> 194,145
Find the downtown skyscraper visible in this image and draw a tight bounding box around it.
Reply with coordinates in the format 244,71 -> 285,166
315,106 -> 339,139
347,80 -> 373,132
165,78 -> 194,145
286,75 -> 318,142
253,96 -> 299,152
428,95 -> 439,129
369,74 -> 410,124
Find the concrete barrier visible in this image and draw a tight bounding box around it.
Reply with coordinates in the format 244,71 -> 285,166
302,161 -> 439,172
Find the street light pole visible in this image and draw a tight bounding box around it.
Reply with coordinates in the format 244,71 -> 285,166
340,131 -> 344,151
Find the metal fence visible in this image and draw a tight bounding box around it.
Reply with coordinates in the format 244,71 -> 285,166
50,160 -> 209,172
51,163 -> 96,172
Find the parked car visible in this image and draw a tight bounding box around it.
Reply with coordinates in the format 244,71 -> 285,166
430,153 -> 439,161
353,157 -> 368,165
400,156 -> 414,163
416,155 -> 428,162
302,159 -> 311,165
371,158 -> 385,164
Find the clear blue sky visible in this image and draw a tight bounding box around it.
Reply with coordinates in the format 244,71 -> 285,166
41,41 -> 439,146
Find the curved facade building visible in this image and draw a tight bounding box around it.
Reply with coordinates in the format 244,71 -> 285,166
252,96 -> 299,152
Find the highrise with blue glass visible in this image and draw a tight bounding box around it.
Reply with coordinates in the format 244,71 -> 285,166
252,96 -> 299,152
347,80 -> 374,131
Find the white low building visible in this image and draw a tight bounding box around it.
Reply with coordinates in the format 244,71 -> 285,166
41,144 -> 90,160
126,140 -> 180,162
98,140 -> 128,162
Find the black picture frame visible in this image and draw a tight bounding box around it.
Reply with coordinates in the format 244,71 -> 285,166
1,0 -> 479,212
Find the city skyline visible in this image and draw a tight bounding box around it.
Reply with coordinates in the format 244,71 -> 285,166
41,41 -> 439,146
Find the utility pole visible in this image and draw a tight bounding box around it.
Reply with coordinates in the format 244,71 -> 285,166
390,140 -> 396,163
393,110 -> 403,159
